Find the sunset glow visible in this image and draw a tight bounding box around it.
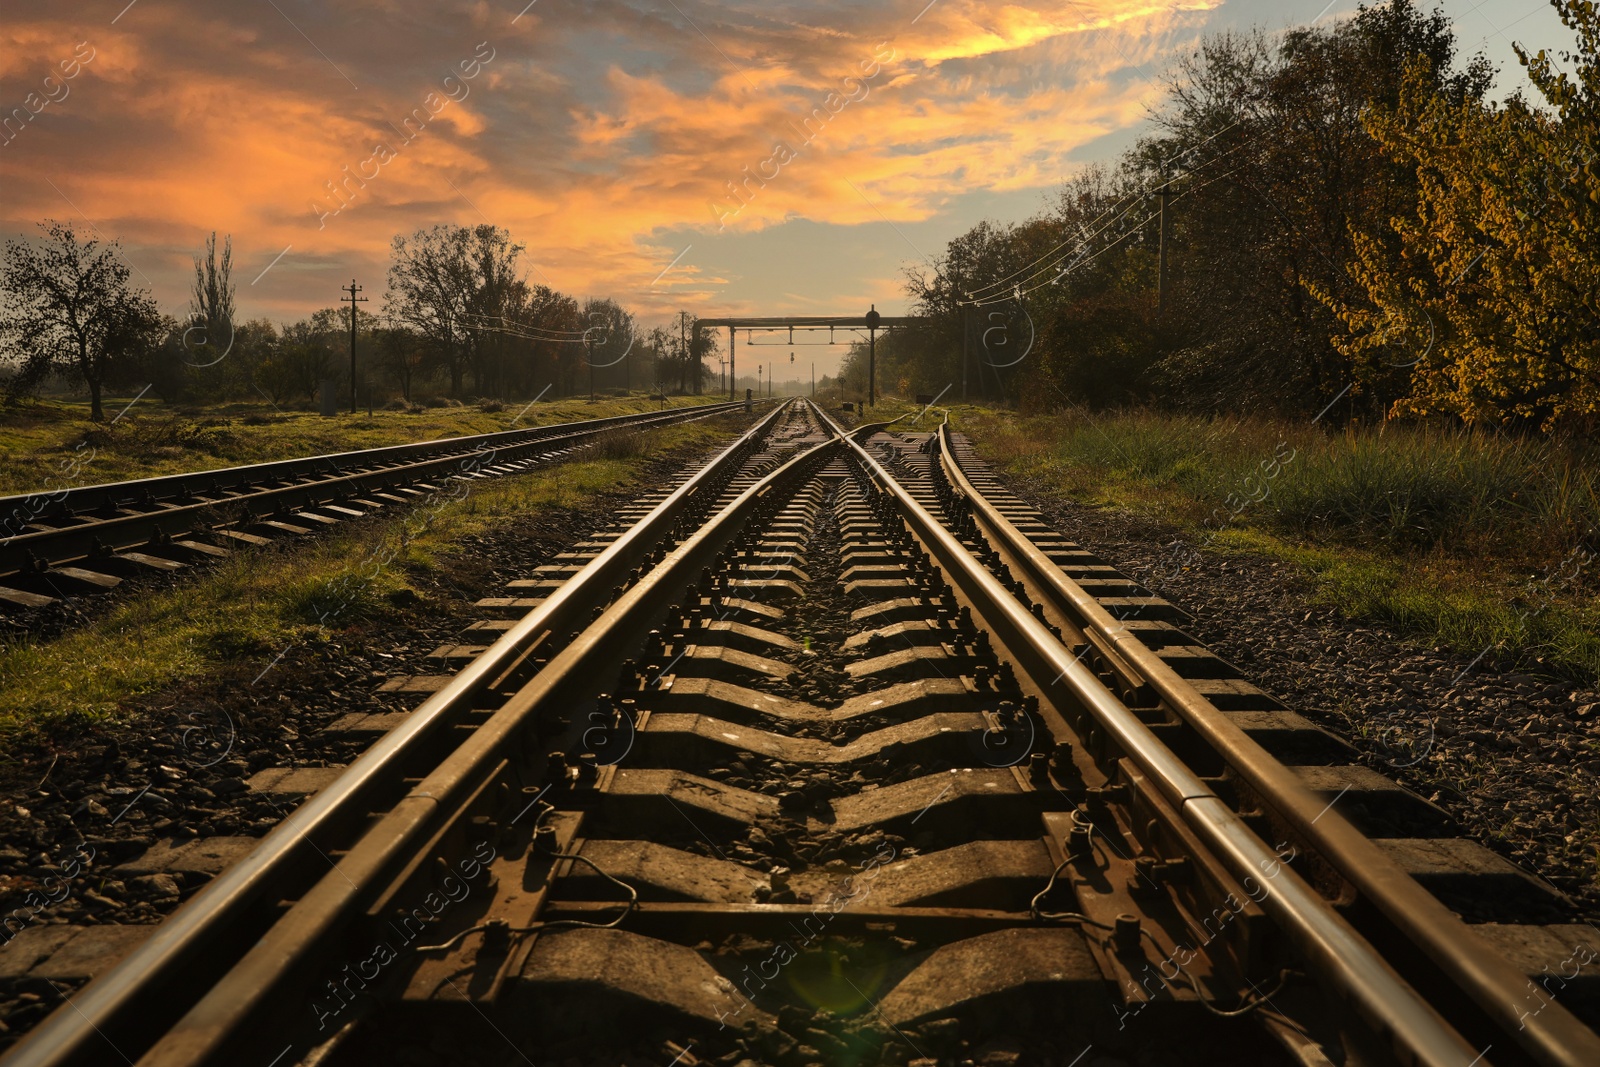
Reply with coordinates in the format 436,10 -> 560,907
0,0 -> 1564,349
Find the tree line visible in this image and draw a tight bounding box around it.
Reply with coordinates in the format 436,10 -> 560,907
852,0 -> 1600,433
0,222 -> 719,419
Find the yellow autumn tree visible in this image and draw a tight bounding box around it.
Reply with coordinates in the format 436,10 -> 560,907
1319,1 -> 1600,430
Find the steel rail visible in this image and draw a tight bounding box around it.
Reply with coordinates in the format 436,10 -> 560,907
822,408 -> 1484,1067
934,422 -> 1600,1067
0,401 -> 745,517
0,401 -> 755,579
122,416 -> 843,1065
2,400 -> 794,1067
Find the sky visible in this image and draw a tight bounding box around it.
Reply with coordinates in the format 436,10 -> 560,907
0,1 -> 1576,378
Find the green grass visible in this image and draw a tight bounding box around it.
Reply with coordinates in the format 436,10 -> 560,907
1210,528 -> 1600,678
0,393 -> 727,497
862,396 -> 1600,680
0,418 -> 732,740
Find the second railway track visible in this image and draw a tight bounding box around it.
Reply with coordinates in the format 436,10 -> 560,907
4,399 -> 1598,1067
0,400 -> 754,612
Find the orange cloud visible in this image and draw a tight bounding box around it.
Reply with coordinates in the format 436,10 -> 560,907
0,0 -> 1217,324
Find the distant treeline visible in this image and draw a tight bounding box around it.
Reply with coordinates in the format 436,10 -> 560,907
844,0 -> 1600,433
0,222 -> 719,420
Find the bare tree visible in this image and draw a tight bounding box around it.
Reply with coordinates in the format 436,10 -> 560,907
386,224 -> 530,397
374,323 -> 424,402
385,225 -> 475,396
188,231 -> 235,366
1,220 -> 162,419
582,297 -> 637,392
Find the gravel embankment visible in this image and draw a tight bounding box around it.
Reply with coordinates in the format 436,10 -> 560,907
1005,475 -> 1600,915
0,445 -> 712,1047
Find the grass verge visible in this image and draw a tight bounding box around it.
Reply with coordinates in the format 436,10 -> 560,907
0,418 -> 731,742
861,396 -> 1600,680
0,394 -> 726,497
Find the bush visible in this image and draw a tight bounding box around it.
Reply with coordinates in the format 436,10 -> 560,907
590,428 -> 644,460
1009,408 -> 1600,559
1268,428 -> 1535,547
76,415 -> 239,457
477,398 -> 506,413
277,572 -> 389,627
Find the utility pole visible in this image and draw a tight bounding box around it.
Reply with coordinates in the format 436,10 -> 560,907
341,279 -> 367,414
865,304 -> 880,407
586,332 -> 595,401
951,264 -> 969,403
678,312 -> 688,395
728,326 -> 736,401
1154,185 -> 1180,317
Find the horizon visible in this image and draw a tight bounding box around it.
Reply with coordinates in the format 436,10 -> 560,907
0,1 -> 1572,380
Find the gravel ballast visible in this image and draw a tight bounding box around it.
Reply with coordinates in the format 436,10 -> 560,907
1005,477 -> 1600,915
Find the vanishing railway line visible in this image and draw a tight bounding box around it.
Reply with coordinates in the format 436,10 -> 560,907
0,400 -> 753,611
3,399 -> 1598,1066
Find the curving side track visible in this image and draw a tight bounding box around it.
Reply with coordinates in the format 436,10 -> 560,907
3,400 -> 1596,1067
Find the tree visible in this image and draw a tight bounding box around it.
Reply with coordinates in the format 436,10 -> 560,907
0,220 -> 162,419
1122,1 -> 1490,416
374,323 -> 425,402
1323,1 -> 1600,429
386,224 -> 534,397
186,231 -> 235,370
256,314 -> 342,405
582,298 -> 637,392
877,1 -> 1495,420
385,225 -> 475,396
689,315 -> 719,394
460,225 -> 525,396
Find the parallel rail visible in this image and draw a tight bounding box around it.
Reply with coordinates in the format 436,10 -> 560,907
1,399 -> 798,1067
0,400 -> 754,601
3,400 -> 1594,1066
833,412 -> 1477,1066
932,419 -> 1600,1066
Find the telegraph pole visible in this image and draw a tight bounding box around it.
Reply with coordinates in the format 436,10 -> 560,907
962,307 -> 971,402
1154,185 -> 1181,317
681,313 -> 694,396
865,304 -> 880,407
586,332 -> 595,401
341,279 -> 367,414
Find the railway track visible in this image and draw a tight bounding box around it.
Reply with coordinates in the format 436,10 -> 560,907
3,399 -> 1597,1067
0,400 -> 753,611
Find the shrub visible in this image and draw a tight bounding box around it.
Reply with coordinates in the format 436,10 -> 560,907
1010,407 -> 1600,560
76,415 -> 238,457
277,572 -> 390,627
590,428 -> 644,459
